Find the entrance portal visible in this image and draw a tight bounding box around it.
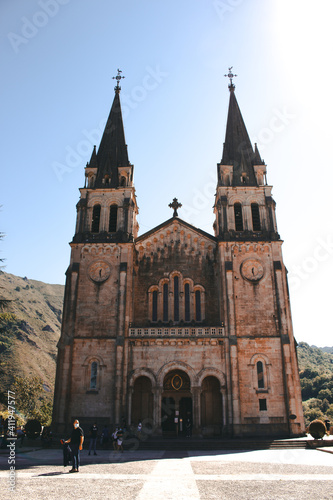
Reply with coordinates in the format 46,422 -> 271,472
161,370 -> 192,436
200,375 -> 222,435
132,376 -> 153,426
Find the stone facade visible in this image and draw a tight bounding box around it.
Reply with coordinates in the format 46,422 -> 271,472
52,79 -> 305,438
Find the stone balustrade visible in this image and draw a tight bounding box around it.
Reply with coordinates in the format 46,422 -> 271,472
129,326 -> 225,337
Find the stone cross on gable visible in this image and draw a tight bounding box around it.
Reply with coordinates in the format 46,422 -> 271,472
169,198 -> 182,217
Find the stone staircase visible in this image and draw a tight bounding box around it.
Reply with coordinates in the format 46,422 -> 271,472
133,436 -> 313,451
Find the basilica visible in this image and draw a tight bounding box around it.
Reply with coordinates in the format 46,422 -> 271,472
52,70 -> 305,437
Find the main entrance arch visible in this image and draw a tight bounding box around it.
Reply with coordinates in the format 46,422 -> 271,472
161,370 -> 192,436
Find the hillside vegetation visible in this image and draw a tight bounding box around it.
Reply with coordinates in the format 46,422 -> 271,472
297,341 -> 333,425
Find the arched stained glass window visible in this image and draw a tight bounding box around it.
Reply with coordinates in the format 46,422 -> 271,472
163,283 -> 168,322
90,361 -> 97,389
174,276 -> 179,322
195,290 -> 201,322
257,361 -> 264,389
184,283 -> 190,322
152,290 -> 158,322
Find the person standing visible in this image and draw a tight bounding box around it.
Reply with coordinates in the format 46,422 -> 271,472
88,423 -> 98,455
65,419 -> 84,473
185,418 -> 192,438
137,421 -> 142,440
117,427 -> 123,452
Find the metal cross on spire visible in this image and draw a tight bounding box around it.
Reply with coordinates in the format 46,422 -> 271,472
113,69 -> 125,93
169,198 -> 182,217
224,66 -> 237,90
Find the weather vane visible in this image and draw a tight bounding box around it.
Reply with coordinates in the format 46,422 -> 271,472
113,69 -> 125,93
224,66 -> 237,89
169,198 -> 182,217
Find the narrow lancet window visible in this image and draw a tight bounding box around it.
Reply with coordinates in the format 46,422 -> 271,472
90,361 -> 97,389
174,276 -> 179,322
184,283 -> 190,322
234,203 -> 243,231
152,290 -> 158,322
251,203 -> 261,231
91,204 -> 101,233
109,205 -> 118,232
195,290 -> 201,322
257,361 -> 264,389
163,283 -> 168,322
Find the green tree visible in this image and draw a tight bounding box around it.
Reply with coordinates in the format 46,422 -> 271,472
12,376 -> 53,425
318,389 -> 333,404
12,376 -> 44,420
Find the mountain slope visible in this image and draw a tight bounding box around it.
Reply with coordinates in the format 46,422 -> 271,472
0,271 -> 64,392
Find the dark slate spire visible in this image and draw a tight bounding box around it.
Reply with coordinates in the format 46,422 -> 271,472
221,70 -> 262,186
253,143 -> 264,165
89,145 -> 98,168
93,72 -> 130,188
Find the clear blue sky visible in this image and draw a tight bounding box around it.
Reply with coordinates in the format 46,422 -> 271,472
1,0 -> 333,346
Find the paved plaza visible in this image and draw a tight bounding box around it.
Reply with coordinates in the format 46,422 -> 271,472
1,445 -> 333,499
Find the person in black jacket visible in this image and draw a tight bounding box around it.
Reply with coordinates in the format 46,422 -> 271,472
65,419 -> 84,473
88,423 -> 98,455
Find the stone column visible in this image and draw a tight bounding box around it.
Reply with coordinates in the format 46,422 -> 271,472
128,387 -> 133,426
154,387 -> 162,435
114,263 -> 127,424
192,386 -> 200,433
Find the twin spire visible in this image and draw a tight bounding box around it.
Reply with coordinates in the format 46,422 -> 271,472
87,68 -> 264,190
221,67 -> 265,186
87,69 -> 130,189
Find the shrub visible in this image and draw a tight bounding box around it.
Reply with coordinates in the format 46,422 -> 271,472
308,419 -> 327,439
25,419 -> 42,439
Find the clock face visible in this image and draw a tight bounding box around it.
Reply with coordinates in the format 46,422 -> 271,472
241,259 -> 264,282
88,261 -> 111,283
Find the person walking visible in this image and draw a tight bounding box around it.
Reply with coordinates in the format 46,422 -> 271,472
88,423 -> 98,455
117,427 -> 123,452
65,419 -> 84,473
112,427 -> 118,451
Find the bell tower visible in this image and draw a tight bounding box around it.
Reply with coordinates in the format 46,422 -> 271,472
52,71 -> 139,433
74,70 -> 138,243
214,68 -> 277,242
213,68 -> 304,436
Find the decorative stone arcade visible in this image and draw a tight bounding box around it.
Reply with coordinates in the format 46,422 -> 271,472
128,368 -> 227,436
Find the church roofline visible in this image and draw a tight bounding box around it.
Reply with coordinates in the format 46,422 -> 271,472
135,216 -> 217,243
